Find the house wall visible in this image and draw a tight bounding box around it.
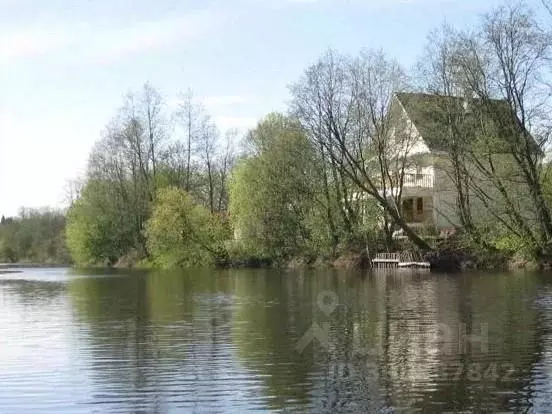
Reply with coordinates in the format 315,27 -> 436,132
432,155 -> 462,229
432,153 -> 537,230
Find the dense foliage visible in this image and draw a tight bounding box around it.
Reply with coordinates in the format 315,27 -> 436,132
230,114 -> 322,260
0,209 -> 70,264
146,187 -> 229,268
66,180 -> 138,266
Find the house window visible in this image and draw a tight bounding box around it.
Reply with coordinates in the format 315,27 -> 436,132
402,198 -> 414,222
416,197 -> 423,215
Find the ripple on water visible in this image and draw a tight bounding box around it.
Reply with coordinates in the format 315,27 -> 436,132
1,269 -> 552,412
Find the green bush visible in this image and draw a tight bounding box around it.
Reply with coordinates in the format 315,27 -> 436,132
146,187 -> 230,268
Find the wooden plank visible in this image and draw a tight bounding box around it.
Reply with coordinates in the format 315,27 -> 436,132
397,262 -> 431,268
373,252 -> 430,270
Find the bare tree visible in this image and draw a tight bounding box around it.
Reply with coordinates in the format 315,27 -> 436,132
291,49 -> 431,250
216,129 -> 238,212
162,91 -> 237,212
290,51 -> 354,250
417,25 -> 488,244
198,116 -> 219,213
447,3 -> 552,253
485,3 -> 552,246
140,82 -> 166,182
159,141 -> 189,189
63,176 -> 85,207
543,0 -> 552,16
349,50 -> 422,246
174,89 -> 204,191
415,2 -> 552,256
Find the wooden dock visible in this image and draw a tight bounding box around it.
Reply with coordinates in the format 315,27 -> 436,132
372,252 -> 430,269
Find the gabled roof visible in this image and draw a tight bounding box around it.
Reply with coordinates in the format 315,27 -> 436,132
395,92 -> 536,154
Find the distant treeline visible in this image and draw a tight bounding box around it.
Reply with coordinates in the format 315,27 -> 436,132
0,209 -> 70,264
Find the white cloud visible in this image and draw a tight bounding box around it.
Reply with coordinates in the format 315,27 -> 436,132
0,8 -> 224,65
88,11 -> 223,64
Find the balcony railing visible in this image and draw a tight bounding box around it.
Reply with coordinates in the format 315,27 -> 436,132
402,173 -> 434,188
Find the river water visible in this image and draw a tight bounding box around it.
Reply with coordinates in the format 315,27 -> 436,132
1,267 -> 552,413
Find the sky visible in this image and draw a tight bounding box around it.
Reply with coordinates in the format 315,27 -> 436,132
0,0 -> 547,216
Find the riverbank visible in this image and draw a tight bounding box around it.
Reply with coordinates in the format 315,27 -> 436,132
223,242 -> 548,273
12,239 -> 545,273
0,263 -> 70,269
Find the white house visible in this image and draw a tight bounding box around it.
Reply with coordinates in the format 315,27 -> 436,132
376,92 -> 535,235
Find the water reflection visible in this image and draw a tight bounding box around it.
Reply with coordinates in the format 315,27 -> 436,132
1,268 -> 551,412
231,271 -> 317,411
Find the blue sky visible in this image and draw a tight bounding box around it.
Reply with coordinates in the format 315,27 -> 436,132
0,0 -> 545,216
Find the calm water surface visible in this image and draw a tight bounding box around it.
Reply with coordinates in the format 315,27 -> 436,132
1,268 -> 552,413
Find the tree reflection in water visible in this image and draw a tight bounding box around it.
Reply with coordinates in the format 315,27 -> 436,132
63,269 -> 552,413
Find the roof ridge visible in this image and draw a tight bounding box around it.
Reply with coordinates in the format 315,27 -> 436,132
395,91 -> 507,104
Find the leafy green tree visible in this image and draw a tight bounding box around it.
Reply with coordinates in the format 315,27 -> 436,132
146,187 -> 229,268
0,221 -> 18,263
66,180 -> 137,266
229,113 -> 323,260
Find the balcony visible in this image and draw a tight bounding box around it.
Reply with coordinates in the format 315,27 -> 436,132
378,173 -> 434,199
402,173 -> 434,188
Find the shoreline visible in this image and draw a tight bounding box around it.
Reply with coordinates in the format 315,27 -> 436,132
0,263 -> 70,269
2,248 -> 549,273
